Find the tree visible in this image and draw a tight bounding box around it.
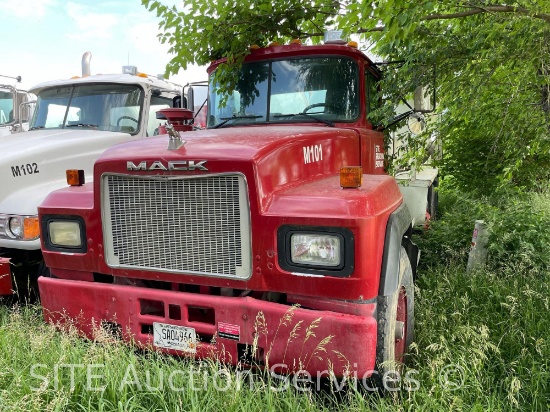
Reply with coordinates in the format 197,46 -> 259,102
143,0 -> 550,194
372,2 -> 550,194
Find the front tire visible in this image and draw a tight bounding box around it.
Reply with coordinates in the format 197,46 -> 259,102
36,261 -> 51,278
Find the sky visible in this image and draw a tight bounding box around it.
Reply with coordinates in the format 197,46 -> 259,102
0,0 -> 207,92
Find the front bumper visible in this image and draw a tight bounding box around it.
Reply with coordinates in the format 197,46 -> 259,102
38,277 -> 378,377
0,238 -> 41,251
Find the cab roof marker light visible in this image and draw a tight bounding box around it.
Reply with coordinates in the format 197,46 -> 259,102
347,41 -> 358,48
324,30 -> 347,45
340,166 -> 362,188
249,45 -> 260,50
122,66 -> 138,75
268,41 -> 281,47
290,39 -> 302,45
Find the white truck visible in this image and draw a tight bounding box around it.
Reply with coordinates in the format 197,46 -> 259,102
0,74 -> 34,137
0,52 -> 184,297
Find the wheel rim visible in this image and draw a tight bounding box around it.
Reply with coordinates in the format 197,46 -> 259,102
395,286 -> 407,362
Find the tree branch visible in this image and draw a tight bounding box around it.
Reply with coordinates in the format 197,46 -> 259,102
301,4 -> 550,38
424,5 -> 550,24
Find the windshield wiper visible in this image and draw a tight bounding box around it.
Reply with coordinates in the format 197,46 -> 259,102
65,123 -> 99,128
272,113 -> 334,127
212,115 -> 263,129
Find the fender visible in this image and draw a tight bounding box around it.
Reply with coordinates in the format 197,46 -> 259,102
379,202 -> 418,296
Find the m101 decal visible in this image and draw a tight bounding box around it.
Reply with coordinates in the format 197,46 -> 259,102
303,144 -> 323,164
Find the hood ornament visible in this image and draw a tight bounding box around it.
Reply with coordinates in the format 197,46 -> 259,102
156,108 -> 193,151
166,123 -> 186,151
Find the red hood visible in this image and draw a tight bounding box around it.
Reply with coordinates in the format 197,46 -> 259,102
96,125 -> 361,212
99,125 -> 357,161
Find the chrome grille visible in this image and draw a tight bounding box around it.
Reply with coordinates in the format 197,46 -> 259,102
102,173 -> 251,279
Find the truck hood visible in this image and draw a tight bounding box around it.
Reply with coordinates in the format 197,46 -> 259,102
97,125 -> 362,212
0,128 -> 139,216
101,125 -> 357,161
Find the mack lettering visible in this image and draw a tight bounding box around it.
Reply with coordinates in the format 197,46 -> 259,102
127,160 -> 208,171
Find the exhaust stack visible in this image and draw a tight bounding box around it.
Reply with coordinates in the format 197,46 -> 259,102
82,51 -> 92,77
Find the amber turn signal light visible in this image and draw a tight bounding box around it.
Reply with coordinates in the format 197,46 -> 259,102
23,217 -> 40,240
340,166 -> 362,188
66,169 -> 85,186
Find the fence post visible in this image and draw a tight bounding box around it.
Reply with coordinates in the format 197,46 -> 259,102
467,220 -> 489,272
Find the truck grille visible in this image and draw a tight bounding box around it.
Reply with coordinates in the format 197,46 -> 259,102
102,173 -> 251,279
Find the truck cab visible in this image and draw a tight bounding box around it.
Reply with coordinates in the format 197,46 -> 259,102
38,40 -> 426,386
0,53 -> 183,297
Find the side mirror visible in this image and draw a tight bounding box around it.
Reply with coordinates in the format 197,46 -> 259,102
173,95 -> 184,109
18,100 -> 36,124
186,86 -> 195,112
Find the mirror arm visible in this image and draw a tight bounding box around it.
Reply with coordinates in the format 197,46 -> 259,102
378,110 -> 414,131
400,95 -> 414,111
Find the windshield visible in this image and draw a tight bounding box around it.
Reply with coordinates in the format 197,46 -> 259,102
30,84 -> 143,134
0,90 -> 15,125
207,57 -> 359,128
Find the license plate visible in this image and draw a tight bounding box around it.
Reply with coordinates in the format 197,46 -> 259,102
153,322 -> 197,353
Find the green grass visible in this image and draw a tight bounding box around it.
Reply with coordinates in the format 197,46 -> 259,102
1,187 -> 549,411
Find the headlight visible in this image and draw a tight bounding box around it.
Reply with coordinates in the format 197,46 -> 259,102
49,221 -> 83,248
290,234 -> 341,266
8,217 -> 22,238
41,215 -> 86,252
2,215 -> 40,240
278,226 -> 354,277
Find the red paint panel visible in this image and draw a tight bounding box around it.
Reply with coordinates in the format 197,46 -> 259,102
0,258 -> 13,296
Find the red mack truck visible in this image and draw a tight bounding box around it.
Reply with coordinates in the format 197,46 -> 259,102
38,38 -> 434,384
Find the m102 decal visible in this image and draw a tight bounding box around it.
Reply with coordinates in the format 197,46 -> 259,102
11,163 -> 39,177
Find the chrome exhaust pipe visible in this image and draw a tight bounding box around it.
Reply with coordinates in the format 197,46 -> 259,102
82,51 -> 92,77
